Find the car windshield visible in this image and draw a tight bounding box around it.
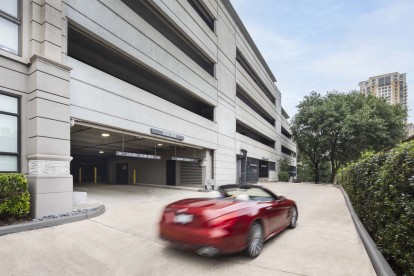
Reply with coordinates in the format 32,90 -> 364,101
221,187 -> 275,202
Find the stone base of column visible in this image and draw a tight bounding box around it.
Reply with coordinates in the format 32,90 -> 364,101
27,175 -> 73,218
27,154 -> 73,218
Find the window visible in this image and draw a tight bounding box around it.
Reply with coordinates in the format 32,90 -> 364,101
236,120 -> 275,148
281,126 -> 292,139
187,0 -> 214,32
236,85 -> 275,126
0,0 -> 20,55
281,145 -> 296,157
236,49 -> 276,104
0,92 -> 19,172
68,24 -> 214,121
121,0 -> 215,76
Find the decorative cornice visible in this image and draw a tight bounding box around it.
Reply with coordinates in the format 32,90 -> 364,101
29,54 -> 72,71
27,154 -> 73,161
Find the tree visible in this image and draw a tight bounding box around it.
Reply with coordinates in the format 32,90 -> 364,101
278,157 -> 291,173
291,91 -> 406,183
278,157 -> 291,182
291,92 -> 329,183
296,153 -> 330,183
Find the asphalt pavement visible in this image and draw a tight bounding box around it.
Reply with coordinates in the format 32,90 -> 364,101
0,182 -> 375,276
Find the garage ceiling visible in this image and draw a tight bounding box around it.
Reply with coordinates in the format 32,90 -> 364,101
70,125 -> 188,157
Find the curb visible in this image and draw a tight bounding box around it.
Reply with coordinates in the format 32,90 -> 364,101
335,185 -> 395,276
0,205 -> 105,237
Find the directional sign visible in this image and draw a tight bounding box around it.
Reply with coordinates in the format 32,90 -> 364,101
116,151 -> 161,159
171,157 -> 199,162
150,128 -> 184,141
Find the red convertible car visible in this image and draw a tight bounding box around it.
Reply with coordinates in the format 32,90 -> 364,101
159,184 -> 298,257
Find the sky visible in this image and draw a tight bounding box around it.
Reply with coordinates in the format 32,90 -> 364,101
230,0 -> 414,120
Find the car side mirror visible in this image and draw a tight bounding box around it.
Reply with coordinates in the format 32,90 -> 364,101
277,196 -> 286,201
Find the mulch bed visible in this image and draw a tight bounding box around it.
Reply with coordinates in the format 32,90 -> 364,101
0,216 -> 32,227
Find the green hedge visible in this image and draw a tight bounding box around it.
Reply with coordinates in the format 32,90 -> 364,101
278,171 -> 290,182
338,141 -> 414,275
0,173 -> 30,218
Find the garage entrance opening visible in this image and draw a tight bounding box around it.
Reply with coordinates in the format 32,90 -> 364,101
70,121 -> 211,187
71,156 -> 108,184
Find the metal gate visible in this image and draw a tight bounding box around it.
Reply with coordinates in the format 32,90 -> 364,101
180,162 -> 202,186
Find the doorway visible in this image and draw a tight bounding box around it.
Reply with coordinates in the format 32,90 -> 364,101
116,163 -> 129,184
166,160 -> 176,186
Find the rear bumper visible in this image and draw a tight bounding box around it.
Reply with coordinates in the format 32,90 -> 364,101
159,223 -> 245,255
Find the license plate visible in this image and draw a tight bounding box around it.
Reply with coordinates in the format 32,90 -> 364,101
174,214 -> 193,224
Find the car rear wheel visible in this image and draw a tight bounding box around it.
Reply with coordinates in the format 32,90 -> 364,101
246,223 -> 263,258
288,207 -> 298,229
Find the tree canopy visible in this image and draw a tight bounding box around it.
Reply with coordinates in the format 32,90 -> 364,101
291,91 -> 407,183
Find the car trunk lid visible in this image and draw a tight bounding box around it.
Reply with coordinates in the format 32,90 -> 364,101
165,198 -> 254,227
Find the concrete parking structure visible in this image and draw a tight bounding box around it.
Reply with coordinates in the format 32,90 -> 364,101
0,183 -> 375,276
0,0 -> 297,218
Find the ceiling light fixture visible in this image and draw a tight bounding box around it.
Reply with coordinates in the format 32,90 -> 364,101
99,150 -> 104,154
102,133 -> 110,137
157,143 -> 163,146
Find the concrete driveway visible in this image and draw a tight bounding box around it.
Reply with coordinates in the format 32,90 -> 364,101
0,183 -> 375,276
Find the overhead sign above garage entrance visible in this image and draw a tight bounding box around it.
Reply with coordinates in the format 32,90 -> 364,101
150,128 -> 184,141
171,157 -> 199,162
116,151 -> 161,159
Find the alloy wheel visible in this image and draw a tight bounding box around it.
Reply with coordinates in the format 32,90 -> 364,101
247,223 -> 263,258
289,207 -> 298,229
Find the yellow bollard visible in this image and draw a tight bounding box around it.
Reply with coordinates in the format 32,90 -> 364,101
94,166 -> 97,184
133,168 -> 136,184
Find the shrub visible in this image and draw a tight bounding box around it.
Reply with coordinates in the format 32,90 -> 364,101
0,173 -> 30,218
338,141 -> 414,275
278,171 -> 290,182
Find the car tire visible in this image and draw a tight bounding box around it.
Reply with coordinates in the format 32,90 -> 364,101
246,222 -> 264,258
288,206 -> 298,229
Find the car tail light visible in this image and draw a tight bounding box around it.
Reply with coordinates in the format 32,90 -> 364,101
163,207 -> 175,213
160,206 -> 175,223
206,214 -> 239,229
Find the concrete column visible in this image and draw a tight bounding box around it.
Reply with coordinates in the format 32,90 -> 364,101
30,0 -> 64,62
27,55 -> 72,218
214,3 -> 237,186
175,161 -> 180,186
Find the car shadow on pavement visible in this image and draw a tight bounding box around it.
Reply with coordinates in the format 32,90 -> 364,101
159,228 -> 291,264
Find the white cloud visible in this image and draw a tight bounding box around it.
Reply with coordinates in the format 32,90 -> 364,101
243,24 -> 305,63
231,0 -> 414,119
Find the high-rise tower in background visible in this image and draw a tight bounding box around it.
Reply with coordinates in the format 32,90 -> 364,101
359,72 -> 411,137
358,72 -> 407,109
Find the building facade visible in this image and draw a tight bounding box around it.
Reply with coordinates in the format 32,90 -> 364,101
358,72 -> 408,108
0,0 -> 296,218
407,123 -> 414,137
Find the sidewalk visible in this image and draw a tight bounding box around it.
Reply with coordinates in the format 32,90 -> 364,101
0,182 -> 376,275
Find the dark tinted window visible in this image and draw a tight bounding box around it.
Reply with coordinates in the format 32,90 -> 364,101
68,24 -> 214,121
121,0 -> 215,76
187,0 -> 214,31
236,49 -> 275,104
237,85 -> 275,126
236,120 -> 275,147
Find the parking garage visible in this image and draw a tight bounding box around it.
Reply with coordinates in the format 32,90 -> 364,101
70,121 -> 213,187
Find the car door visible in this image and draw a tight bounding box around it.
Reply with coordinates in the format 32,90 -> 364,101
265,200 -> 285,232
271,197 -> 291,229
249,187 -> 283,234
